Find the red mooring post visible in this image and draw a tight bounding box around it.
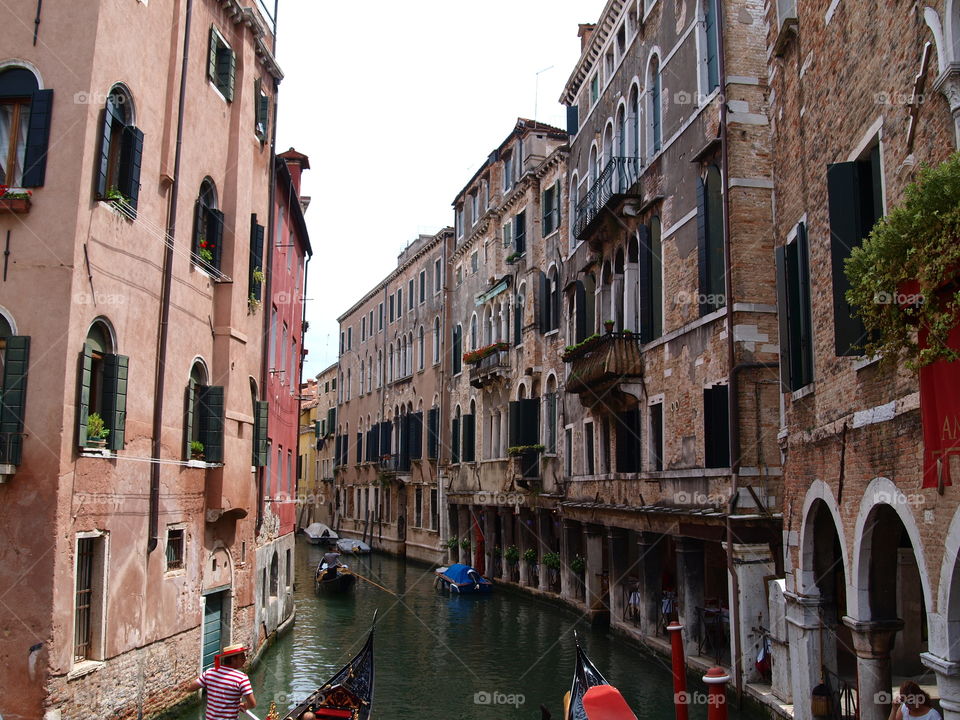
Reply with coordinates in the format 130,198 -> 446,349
667,621 -> 689,720
703,667 -> 730,720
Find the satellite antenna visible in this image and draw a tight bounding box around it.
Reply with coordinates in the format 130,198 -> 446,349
534,65 -> 554,122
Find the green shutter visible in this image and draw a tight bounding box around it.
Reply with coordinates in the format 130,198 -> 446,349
199,385 -> 225,463
22,89 -> 53,188
184,381 -> 196,457
462,414 -> 475,462
775,244 -> 794,393
253,399 -> 268,466
95,107 -> 113,199
216,46 -> 236,102
249,215 -> 265,300
314,420 -> 321,439
78,346 -> 93,447
101,354 -> 128,451
827,162 -> 868,356
451,416 -> 460,464
327,407 -> 335,435
208,28 -> 219,82
118,126 -> 144,215
208,209 -> 225,271
0,336 -> 30,465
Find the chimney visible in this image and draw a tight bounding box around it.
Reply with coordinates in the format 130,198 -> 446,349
578,23 -> 597,53
278,147 -> 311,196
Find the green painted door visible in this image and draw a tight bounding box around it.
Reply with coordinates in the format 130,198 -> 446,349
202,592 -> 223,670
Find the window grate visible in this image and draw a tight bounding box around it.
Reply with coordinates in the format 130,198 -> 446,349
74,538 -> 94,662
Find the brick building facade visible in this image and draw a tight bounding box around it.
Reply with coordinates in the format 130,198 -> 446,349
298,363 -> 338,528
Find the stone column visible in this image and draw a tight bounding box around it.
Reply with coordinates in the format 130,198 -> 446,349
784,591 -> 828,720
843,617 -> 904,720
676,537 -> 706,657
767,579 -> 792,704
891,548 -> 924,675
501,506 -> 516,581
637,532 -> 664,638
458,505 -> 471,565
560,519 -> 578,600
585,524 -> 605,612
482,508 -> 496,579
518,508 -> 531,586
934,67 -> 960,150
537,509 -> 551,592
724,542 -> 776,683
607,527 -> 628,627
921,653 -> 960,720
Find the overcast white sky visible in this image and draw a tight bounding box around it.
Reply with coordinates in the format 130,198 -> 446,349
274,0 -> 607,378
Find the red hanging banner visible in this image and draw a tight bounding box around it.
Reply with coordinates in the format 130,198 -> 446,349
920,320 -> 960,489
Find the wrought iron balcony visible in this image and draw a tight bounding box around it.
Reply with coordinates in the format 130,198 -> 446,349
564,332 -> 644,401
469,349 -> 511,388
574,156 -> 642,240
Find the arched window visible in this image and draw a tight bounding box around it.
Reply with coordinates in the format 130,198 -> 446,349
588,144 -> 599,186
648,55 -> 662,156
549,268 -> 561,332
514,290 -> 525,346
629,84 -> 641,161
80,319 -> 127,452
452,324 -> 462,375
418,326 -> 424,371
704,0 -> 720,92
432,317 -> 440,364
359,359 -> 365,395
377,350 -> 383,387
0,308 -> 27,465
269,552 -> 279,596
388,344 -> 394,382
0,66 -> 50,188
615,248 -> 626,330
192,179 -> 224,272
569,171 -> 580,251
186,358 -> 208,452
470,314 -> 478,351
95,85 -> 144,214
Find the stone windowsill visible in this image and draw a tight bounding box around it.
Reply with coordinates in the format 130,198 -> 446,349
791,383 -> 815,401
80,447 -> 111,458
187,459 -> 222,469
68,660 -> 104,681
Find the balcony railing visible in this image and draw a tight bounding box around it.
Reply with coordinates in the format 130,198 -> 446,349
574,156 -> 642,239
564,332 -> 643,396
469,350 -> 510,388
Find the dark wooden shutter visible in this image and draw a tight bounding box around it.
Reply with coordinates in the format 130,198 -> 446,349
208,209 -> 225,270
199,385 -> 225,463
118,125 -> 144,215
515,211 -> 526,255
775,244 -> 794,393
356,432 -> 363,464
520,398 -> 540,445
410,411 -> 423,461
508,401 -> 522,447
193,199 -> 204,259
327,407 -> 336,434
208,27 -> 219,81
827,162 -> 867,356
514,298 -> 522,346
704,385 -> 730,468
638,224 -> 654,342
101,354 -> 128,451
249,215 -> 265,300
615,409 -> 641,473
225,49 -> 237,101
462,414 -> 475,462
566,105 -> 579,135
380,421 -> 392,456
77,346 -> 93,447
538,271 -> 549,333
398,414 -> 410,470
95,107 -> 113,199
252,400 -> 268,466
216,46 -> 236,102
427,407 -> 439,459
451,416 -> 460,463
696,175 -> 710,317
554,180 -> 562,226
705,0 -> 720,91
575,281 -> 587,342
22,89 -> 53,188
0,336 -> 30,465
792,223 -> 814,387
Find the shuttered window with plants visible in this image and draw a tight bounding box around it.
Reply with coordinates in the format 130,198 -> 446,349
78,322 -> 127,452
0,66 -> 53,190
208,27 -> 236,102
95,87 -> 143,217
409,411 -> 423,461
252,399 -> 268,466
0,322 -> 29,466
192,180 -> 224,274
249,214 -> 265,308
509,398 -> 541,478
775,222 -> 814,391
254,78 -> 269,143
542,181 -> 561,237
184,362 -> 225,464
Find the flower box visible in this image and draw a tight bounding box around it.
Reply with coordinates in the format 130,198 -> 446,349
463,342 -> 510,365
0,195 -> 31,214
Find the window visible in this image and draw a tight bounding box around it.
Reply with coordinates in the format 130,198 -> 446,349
451,407 -> 461,464
639,218 -> 663,341
94,86 -> 144,215
471,251 -> 478,274
648,55 -> 662,156
502,219 -> 513,249
590,74 -> 600,106
208,26 -> 236,101
481,180 -> 489,211
74,534 -> 106,663
248,214 -> 265,302
192,180 -> 224,272
389,295 -> 395,323
397,288 -> 402,315
433,317 -> 441,364
649,402 -> 664,471
456,206 -> 464,239
0,314 -> 29,466
254,78 -> 269,142
629,85 -> 640,161
434,258 -> 442,294
418,327 -> 424,371
185,360 -> 225,463
827,144 -> 883,356
419,270 -> 426,303
456,266 -> 462,286
79,321 -> 128,452
704,385 -> 730,468
616,24 -> 627,59
269,552 -> 279,596
166,527 -> 185,571
361,317 -> 366,342
0,66 -> 51,188
605,50 -> 615,80
565,427 -> 573,477
431,488 -> 439,530
614,409 -> 641,472
347,327 -> 352,350
415,487 -> 423,527
545,392 -> 558,453
542,181 -> 561,237
379,302 -> 384,330
452,325 -> 462,375
514,210 -> 526,255
540,268 -> 561,333
369,309 -> 374,335
776,222 -> 814,391
696,167 -> 725,315
470,314 -> 478,351
584,421 -> 595,475
470,191 -> 478,226
704,0 -> 720,92
408,279 -> 414,310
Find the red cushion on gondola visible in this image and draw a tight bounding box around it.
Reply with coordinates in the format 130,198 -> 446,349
313,710 -> 353,719
582,685 -> 638,719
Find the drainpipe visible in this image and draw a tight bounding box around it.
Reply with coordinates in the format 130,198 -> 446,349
296,249 -> 311,523
717,0 -> 745,701
257,74 -> 280,534
149,0 -> 193,553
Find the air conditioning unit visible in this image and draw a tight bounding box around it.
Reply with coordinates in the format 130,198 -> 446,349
773,0 -> 799,55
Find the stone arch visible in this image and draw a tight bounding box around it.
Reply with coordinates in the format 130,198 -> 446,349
798,479 -> 851,600
935,503 -> 960,659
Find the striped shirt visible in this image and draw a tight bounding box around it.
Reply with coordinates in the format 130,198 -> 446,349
197,666 -> 253,720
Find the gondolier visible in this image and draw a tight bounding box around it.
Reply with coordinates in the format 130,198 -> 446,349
188,644 -> 257,720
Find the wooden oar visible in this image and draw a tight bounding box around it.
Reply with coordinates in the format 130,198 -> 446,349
347,568 -> 402,598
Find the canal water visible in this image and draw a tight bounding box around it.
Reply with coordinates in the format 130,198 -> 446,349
175,538 -> 763,720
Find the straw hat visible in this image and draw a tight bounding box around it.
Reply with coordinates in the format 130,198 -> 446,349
214,644 -> 248,668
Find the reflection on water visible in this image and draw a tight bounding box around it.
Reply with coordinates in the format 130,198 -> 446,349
173,538 -> 764,720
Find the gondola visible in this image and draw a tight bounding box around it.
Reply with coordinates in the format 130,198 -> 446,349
276,613 -> 376,720
563,636 -> 637,720
434,563 -> 493,594
315,562 -> 356,593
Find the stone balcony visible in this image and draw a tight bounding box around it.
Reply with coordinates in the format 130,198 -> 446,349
469,348 -> 511,388
563,332 -> 643,409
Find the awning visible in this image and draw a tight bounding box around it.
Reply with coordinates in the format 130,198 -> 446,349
475,277 -> 511,306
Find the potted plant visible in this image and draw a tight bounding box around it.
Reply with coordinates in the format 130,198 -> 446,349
543,551 -> 561,570
197,236 -> 215,265
104,187 -> 131,205
560,333 -> 602,361
603,319 -> 615,333
445,535 -> 459,550
252,267 -> 265,285
523,547 -> 538,564
86,412 -> 110,448
492,545 -> 502,558
504,544 -> 520,564
248,293 -> 261,312
460,536 -> 472,551
570,554 -> 586,575
0,185 -> 32,213
190,440 -> 205,460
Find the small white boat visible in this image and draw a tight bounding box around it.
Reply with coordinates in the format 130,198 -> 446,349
302,522 -> 338,546
336,538 -> 371,554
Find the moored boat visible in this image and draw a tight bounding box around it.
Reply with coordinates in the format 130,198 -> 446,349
276,613 -> 376,720
434,563 -> 493,594
302,522 -> 339,547
563,637 -> 638,720
315,562 -> 356,593
336,538 -> 371,555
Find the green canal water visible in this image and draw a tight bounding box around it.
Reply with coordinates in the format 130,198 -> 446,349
175,538 -> 764,720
